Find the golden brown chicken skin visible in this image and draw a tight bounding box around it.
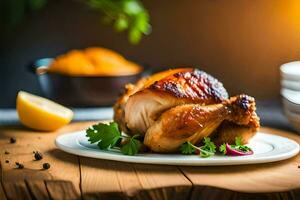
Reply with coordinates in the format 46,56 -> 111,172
113,68 -> 193,133
124,69 -> 229,135
143,94 -> 259,152
149,69 -> 228,103
212,94 -> 260,146
113,68 -> 260,153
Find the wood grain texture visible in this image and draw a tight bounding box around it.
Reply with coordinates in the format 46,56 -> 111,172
80,158 -> 191,199
25,180 -> 50,200
0,182 -> 7,200
189,186 -> 300,200
45,180 -> 80,200
80,158 -> 139,199
132,164 -> 191,200
80,158 -> 125,195
0,123 -> 300,200
0,124 -> 85,194
2,181 -> 32,200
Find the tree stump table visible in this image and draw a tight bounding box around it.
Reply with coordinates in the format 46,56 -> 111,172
0,122 -> 299,200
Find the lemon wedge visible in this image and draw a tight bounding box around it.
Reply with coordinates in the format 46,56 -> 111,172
17,91 -> 73,131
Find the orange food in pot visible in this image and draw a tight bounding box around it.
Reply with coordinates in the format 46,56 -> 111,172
48,47 -> 142,76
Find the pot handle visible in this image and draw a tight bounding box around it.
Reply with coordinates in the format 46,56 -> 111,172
27,58 -> 53,75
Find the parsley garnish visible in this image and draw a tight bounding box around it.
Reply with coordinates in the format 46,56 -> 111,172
180,142 -> 196,155
219,143 -> 227,155
180,137 -> 216,158
121,135 -> 141,155
232,136 -> 252,152
86,122 -> 141,156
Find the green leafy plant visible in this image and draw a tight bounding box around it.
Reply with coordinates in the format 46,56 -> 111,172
1,0 -> 150,44
180,137 -> 217,158
121,135 -> 141,155
86,122 -> 141,155
233,137 -> 252,152
86,0 -> 150,44
219,143 -> 227,155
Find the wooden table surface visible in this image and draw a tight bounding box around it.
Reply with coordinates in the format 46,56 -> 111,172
0,122 -> 300,200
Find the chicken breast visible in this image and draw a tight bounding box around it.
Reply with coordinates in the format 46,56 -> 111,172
124,69 -> 228,135
113,68 -> 193,133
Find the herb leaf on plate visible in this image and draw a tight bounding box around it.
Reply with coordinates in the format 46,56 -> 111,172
232,136 -> 252,152
219,143 -> 227,155
86,124 -> 104,144
86,122 -> 121,149
180,138 -> 216,158
121,135 -> 141,156
86,122 -> 141,155
180,142 -> 196,155
202,137 -> 216,153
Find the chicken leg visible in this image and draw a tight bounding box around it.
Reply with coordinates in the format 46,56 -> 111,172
144,95 -> 259,152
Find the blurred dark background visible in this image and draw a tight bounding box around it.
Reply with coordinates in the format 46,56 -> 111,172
1,0 -> 300,108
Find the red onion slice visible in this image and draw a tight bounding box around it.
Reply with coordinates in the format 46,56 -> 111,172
225,143 -> 253,156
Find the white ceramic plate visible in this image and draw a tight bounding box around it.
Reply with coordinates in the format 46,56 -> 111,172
55,130 -> 299,166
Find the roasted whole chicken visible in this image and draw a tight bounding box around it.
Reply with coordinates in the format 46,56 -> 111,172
114,68 -> 260,153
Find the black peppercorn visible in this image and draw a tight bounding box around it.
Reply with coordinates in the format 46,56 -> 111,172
33,151 -> 43,160
43,163 -> 50,170
10,137 -> 16,143
4,150 -> 9,154
15,162 -> 24,169
5,160 -> 9,163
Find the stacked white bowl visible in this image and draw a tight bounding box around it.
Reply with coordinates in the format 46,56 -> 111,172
280,61 -> 300,133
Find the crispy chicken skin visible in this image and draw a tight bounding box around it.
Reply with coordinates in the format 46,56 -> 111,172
149,69 -> 228,102
144,95 -> 259,152
124,69 -> 229,135
113,68 -> 260,153
113,68 -> 192,133
212,95 -> 260,146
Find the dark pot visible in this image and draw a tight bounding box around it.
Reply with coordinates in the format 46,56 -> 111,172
28,58 -> 149,107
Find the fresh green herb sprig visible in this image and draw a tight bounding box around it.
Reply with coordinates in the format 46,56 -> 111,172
86,122 -> 141,155
219,143 -> 227,155
233,137 -> 252,152
180,137 -> 216,158
121,134 -> 140,155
